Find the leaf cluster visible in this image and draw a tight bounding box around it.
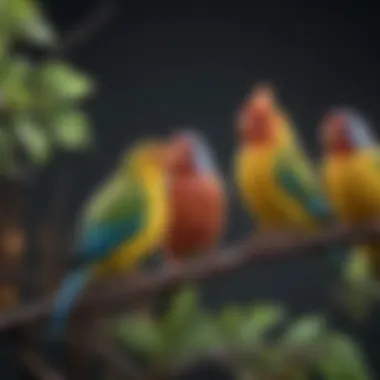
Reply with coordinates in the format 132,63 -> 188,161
338,247 -> 380,322
112,287 -> 373,380
0,0 -> 94,176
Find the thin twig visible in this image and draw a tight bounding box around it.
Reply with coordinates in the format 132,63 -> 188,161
0,223 -> 380,331
20,348 -> 66,380
57,0 -> 118,55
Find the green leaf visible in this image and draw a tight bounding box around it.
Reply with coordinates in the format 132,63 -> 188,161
281,315 -> 326,349
159,287 -> 200,347
317,333 -> 373,380
217,305 -> 246,347
10,0 -> 57,47
38,61 -> 94,101
339,280 -> 374,322
0,57 -> 32,110
239,305 -> 285,347
113,315 -> 164,357
19,15 -> 57,47
14,116 -> 52,164
168,287 -> 199,325
171,313 -> 222,368
53,111 -> 92,150
344,247 -> 370,282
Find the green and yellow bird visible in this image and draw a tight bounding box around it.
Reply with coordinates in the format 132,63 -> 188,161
234,86 -> 328,230
233,86 -> 344,268
47,138 -> 174,339
320,108 -> 380,278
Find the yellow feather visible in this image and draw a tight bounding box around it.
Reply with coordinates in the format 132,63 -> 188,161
94,167 -> 169,276
322,149 -> 380,277
234,144 -> 318,231
93,141 -> 170,277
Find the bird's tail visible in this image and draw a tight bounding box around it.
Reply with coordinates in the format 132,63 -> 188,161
46,267 -> 92,340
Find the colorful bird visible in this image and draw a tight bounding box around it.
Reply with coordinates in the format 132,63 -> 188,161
320,108 -> 380,278
237,84 -> 300,147
233,87 -> 343,268
47,139 -> 173,339
164,129 -> 227,266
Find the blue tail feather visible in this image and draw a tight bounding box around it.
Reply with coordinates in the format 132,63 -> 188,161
46,267 -> 91,340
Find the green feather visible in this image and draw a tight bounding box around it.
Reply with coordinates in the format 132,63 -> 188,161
81,173 -> 146,224
275,147 -> 345,273
275,146 -> 331,223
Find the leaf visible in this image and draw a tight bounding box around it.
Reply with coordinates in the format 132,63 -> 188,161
14,116 -> 52,164
0,57 -> 32,110
19,15 -> 57,47
171,313 -> 223,368
168,286 -> 199,325
344,247 -> 370,282
217,306 -> 246,347
280,315 -> 326,349
339,280 -> 374,322
38,61 -> 94,101
317,333 -> 373,380
159,287 -> 200,348
113,316 -> 164,357
53,111 -> 92,150
11,0 -> 57,47
239,305 -> 285,348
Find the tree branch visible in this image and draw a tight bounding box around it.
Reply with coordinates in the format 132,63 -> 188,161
0,223 -> 379,332
58,0 -> 118,55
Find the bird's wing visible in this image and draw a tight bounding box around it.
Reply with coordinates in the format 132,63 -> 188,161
274,146 -> 332,223
76,174 -> 146,263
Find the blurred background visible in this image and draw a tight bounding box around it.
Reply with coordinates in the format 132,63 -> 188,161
5,0 -> 379,378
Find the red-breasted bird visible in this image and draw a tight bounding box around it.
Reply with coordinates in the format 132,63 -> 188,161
164,129 -> 227,267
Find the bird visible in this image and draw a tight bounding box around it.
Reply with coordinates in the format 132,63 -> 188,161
233,86 -> 344,269
164,129 -> 227,267
47,138 -> 174,339
320,108 -> 380,278
237,84 -> 300,147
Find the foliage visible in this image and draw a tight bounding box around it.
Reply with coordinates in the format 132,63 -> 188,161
339,247 -> 380,322
112,286 -> 373,379
0,0 -> 94,177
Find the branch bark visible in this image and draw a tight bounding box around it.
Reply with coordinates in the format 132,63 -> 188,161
0,223 -> 379,332
57,0 -> 118,56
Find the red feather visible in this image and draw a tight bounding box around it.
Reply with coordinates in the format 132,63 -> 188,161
165,172 -> 226,261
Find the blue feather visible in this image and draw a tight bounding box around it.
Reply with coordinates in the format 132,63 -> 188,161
277,169 -> 331,223
330,108 -> 375,149
47,268 -> 91,339
79,217 -> 142,263
175,129 -> 218,173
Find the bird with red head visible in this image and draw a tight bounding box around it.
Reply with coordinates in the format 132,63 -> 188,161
164,129 -> 227,267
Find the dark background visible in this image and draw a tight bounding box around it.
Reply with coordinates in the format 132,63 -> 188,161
12,0 -> 380,378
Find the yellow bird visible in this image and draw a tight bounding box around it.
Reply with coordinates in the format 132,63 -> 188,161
320,108 -> 380,278
237,84 -> 299,147
234,86 -> 330,233
47,138 -> 176,339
